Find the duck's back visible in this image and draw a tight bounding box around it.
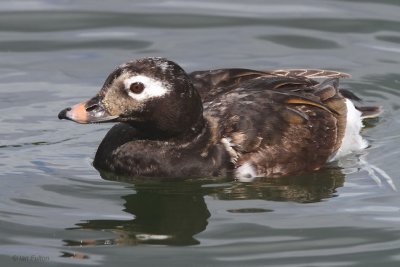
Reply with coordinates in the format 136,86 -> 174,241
191,69 -> 355,178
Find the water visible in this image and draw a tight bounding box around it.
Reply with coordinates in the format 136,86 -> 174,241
1,0 -> 400,266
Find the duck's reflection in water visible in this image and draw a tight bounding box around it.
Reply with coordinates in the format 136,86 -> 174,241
216,168 -> 344,203
68,181 -> 210,246
66,167 -> 344,246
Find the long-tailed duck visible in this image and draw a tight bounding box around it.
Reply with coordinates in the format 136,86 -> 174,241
58,57 -> 381,180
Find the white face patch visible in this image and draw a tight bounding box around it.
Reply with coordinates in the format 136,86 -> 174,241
123,75 -> 171,101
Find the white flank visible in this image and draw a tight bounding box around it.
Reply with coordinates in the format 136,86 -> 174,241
235,162 -> 258,182
124,75 -> 170,101
330,99 -> 368,161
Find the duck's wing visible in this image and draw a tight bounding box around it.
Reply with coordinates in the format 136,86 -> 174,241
204,76 -> 349,178
189,68 -> 350,102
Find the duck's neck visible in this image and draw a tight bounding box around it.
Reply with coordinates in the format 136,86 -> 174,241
128,113 -> 206,142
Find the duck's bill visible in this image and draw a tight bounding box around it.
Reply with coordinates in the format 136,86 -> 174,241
58,96 -> 119,124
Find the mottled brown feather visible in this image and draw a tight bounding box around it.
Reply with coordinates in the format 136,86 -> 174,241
194,68 -> 350,177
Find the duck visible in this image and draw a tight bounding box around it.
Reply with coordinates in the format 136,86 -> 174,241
58,57 -> 381,180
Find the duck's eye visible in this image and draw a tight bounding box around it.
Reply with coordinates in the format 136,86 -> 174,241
129,82 -> 145,94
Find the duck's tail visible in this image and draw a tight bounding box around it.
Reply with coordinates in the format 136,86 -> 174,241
356,106 -> 383,119
339,88 -> 383,119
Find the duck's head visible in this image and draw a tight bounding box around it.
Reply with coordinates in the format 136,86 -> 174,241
58,57 -> 204,136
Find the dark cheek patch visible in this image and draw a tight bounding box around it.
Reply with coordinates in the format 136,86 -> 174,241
103,85 -> 144,117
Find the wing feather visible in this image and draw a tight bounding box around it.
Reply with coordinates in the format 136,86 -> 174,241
270,69 -> 351,79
